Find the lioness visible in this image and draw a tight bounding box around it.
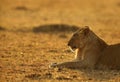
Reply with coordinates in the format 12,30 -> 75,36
50,26 -> 120,70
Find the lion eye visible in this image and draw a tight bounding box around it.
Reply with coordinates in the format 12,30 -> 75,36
73,34 -> 78,37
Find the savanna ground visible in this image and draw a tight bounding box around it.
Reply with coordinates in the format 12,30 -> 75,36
0,0 -> 120,82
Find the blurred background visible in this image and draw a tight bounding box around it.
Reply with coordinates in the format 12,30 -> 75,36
0,0 -> 120,82
0,0 -> 120,29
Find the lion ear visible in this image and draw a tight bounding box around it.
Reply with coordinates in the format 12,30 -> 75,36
83,26 -> 90,35
76,28 -> 82,33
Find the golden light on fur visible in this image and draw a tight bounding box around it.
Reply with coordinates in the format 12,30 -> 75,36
50,26 -> 120,70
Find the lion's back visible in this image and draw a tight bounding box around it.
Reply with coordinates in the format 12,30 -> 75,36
97,44 -> 120,69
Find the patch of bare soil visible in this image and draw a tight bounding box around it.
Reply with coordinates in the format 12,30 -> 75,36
0,0 -> 120,82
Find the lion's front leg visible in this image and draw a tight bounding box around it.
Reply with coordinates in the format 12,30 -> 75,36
50,60 -> 84,69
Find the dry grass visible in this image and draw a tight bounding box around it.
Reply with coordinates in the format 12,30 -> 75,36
0,0 -> 120,82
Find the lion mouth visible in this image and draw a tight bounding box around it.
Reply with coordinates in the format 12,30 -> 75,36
69,46 -> 77,52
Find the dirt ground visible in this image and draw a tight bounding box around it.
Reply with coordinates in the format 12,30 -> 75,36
0,0 -> 120,82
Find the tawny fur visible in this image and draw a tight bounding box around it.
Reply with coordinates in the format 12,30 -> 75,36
50,26 -> 120,70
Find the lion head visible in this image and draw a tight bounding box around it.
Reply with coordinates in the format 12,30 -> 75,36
68,26 -> 90,51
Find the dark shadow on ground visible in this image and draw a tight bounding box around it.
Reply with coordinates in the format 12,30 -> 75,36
32,24 -> 79,33
117,2 -> 120,7
79,69 -> 120,81
14,6 -> 29,11
0,26 -> 6,31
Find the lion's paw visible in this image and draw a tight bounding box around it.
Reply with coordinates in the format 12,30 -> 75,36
49,63 -> 57,68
